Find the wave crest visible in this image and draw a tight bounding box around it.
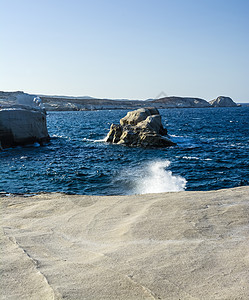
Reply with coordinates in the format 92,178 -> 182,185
134,160 -> 187,194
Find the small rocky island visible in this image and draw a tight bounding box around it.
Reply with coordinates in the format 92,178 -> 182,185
105,107 -> 176,148
209,96 -> 239,107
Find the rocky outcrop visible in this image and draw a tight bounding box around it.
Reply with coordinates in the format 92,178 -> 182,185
209,96 -> 238,107
105,108 -> 176,148
0,92 -> 50,149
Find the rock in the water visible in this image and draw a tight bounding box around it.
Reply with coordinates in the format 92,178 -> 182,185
209,96 -> 238,107
0,92 -> 50,149
105,108 -> 176,148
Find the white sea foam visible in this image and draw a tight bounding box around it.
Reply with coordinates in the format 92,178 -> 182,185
51,134 -> 65,138
182,156 -> 212,161
133,160 -> 187,194
93,138 -> 106,143
169,135 -> 199,148
182,156 -> 200,160
20,156 -> 28,160
81,137 -> 106,143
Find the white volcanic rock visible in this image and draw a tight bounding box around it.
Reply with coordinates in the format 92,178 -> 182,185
209,96 -> 238,107
1,187 -> 249,299
105,108 -> 175,148
0,92 -> 50,149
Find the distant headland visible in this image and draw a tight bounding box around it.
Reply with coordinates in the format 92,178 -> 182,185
0,91 -> 240,111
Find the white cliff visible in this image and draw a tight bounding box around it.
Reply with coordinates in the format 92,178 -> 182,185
0,92 -> 50,149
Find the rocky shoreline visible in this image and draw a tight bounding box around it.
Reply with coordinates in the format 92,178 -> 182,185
0,91 -> 240,111
41,94 -> 240,111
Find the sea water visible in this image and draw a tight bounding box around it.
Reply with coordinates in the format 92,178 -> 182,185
0,107 -> 248,195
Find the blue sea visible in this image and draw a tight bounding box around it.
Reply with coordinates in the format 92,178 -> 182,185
1,107 -> 249,195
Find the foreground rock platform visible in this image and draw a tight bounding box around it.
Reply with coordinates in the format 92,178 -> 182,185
1,186 -> 248,299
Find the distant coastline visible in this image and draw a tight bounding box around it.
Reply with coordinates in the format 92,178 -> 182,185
0,91 -> 242,111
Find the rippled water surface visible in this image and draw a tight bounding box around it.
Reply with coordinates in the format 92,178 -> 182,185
1,107 -> 249,195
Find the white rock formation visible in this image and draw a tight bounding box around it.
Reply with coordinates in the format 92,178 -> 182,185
0,92 -> 50,149
209,96 -> 238,107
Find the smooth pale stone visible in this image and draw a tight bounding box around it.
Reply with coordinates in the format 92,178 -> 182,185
1,186 -> 248,299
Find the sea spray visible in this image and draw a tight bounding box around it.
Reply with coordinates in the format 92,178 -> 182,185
2,108 -> 248,195
133,160 -> 187,194
113,160 -> 187,195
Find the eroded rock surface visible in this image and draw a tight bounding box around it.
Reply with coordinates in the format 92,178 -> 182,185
1,187 -> 248,299
105,108 -> 175,147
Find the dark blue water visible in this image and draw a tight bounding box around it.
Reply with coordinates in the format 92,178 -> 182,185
1,107 -> 249,195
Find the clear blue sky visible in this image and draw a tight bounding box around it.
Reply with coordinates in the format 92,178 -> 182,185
1,0 -> 248,102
